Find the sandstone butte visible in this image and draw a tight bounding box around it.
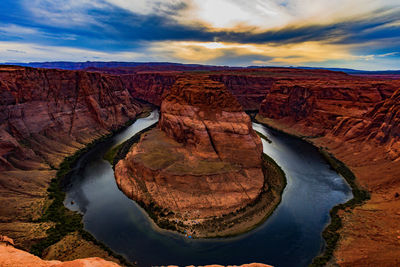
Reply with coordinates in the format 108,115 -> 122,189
114,75 -> 285,237
1,64 -> 400,265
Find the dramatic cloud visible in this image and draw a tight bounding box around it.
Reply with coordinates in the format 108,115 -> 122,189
148,41 -> 354,65
0,0 -> 399,69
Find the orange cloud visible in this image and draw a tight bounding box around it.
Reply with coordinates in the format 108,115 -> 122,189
149,41 -> 355,65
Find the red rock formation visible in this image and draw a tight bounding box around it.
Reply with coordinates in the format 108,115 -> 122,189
159,76 -> 262,166
210,74 -> 274,110
2,64 -> 399,265
0,65 -> 144,170
0,236 -> 120,267
259,76 -> 400,137
115,75 -> 265,235
256,71 -> 400,266
0,236 -> 273,267
0,65 -> 145,256
119,72 -> 177,106
0,235 -> 14,246
328,88 -> 400,161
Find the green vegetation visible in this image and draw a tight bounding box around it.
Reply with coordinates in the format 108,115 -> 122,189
310,150 -> 370,267
28,112 -> 156,266
30,141 -> 133,266
110,123 -> 157,167
136,147 -> 183,170
103,143 -> 124,165
255,130 -> 272,143
166,160 -> 239,175
108,125 -> 286,237
262,153 -> 286,185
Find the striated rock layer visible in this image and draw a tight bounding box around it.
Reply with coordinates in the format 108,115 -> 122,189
115,75 -> 270,236
2,64 -> 399,264
0,65 -> 146,262
257,78 -> 400,266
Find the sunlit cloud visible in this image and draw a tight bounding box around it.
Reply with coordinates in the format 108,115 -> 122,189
172,0 -> 400,32
149,41 -> 354,65
0,0 -> 399,69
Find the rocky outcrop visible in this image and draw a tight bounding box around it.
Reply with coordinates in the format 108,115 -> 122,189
115,75 -> 271,237
2,64 -> 399,265
210,74 -> 274,110
257,75 -> 400,159
120,72 -> 177,106
0,235 -> 273,267
0,65 -> 144,171
256,72 -> 400,266
259,76 -> 400,137
159,76 -> 262,167
0,236 -> 120,267
331,88 -> 400,160
0,65 -> 145,258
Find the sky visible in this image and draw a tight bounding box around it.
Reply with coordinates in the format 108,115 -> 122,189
0,0 -> 400,70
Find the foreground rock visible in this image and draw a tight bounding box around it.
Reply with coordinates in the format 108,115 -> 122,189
1,235 -> 274,267
0,235 -> 120,267
115,75 -> 284,237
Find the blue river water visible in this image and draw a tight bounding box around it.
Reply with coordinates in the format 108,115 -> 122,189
64,110 -> 352,267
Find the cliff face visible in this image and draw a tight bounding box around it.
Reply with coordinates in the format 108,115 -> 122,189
119,72 -> 177,106
0,66 -> 144,171
257,74 -> 400,266
332,88 -> 400,160
159,76 -> 262,167
115,75 -> 267,236
259,75 -> 397,129
0,66 -> 144,257
2,65 -> 399,265
210,74 -> 274,110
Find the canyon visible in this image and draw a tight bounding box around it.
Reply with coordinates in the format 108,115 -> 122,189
256,72 -> 400,266
114,74 -> 285,237
0,64 -> 399,266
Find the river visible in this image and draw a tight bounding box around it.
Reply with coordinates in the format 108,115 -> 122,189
64,110 -> 352,267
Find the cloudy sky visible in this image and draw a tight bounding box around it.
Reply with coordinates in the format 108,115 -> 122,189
1,0 -> 400,70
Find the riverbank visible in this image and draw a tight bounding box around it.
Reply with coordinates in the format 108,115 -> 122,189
28,109 -> 155,266
254,114 -> 371,267
110,125 -> 286,239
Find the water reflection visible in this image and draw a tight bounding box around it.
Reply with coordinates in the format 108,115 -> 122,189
65,113 -> 352,267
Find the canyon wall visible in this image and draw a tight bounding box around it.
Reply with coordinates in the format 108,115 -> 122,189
257,74 -> 400,266
1,65 -> 399,265
0,65 -> 145,261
